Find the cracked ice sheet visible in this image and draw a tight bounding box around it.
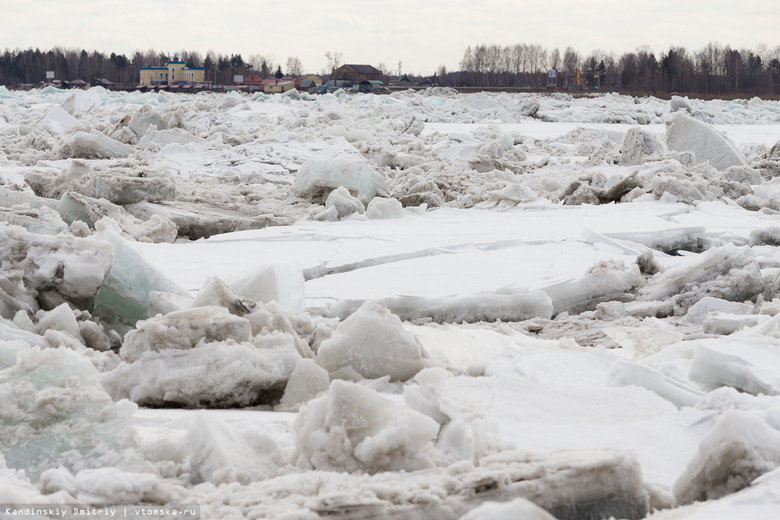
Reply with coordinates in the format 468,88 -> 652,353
303,241 -> 631,305
133,201 -> 698,296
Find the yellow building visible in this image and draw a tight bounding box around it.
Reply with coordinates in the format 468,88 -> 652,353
139,61 -> 205,86
262,79 -> 296,93
299,74 -> 323,87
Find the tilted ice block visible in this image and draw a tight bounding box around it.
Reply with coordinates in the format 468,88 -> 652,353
291,157 -> 389,203
57,130 -> 133,160
36,302 -> 83,343
102,334 -> 300,408
92,226 -> 187,331
37,105 -> 79,135
670,95 -> 694,113
191,276 -> 255,316
689,335 -> 780,395
0,344 -> 143,481
229,263 -> 305,312
673,411 -> 780,505
666,112 -> 749,171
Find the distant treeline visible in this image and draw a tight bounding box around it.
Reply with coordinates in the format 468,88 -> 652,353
452,43 -> 780,94
3,43 -> 780,95
0,47 -> 279,87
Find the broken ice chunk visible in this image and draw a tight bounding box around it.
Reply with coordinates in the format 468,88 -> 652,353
292,157 -> 389,203
293,379 -> 441,473
101,335 -> 300,408
619,127 -> 664,166
366,197 -> 405,219
57,130 -> 133,159
120,306 -> 252,362
318,301 -> 428,381
0,223 -> 113,311
0,344 -> 144,480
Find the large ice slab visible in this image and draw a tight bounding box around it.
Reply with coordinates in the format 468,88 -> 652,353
92,225 -> 187,331
666,112 -> 749,171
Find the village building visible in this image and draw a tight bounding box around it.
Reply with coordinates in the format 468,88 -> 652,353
139,60 -> 204,87
333,64 -> 382,84
296,74 -> 323,89
261,78 -> 296,93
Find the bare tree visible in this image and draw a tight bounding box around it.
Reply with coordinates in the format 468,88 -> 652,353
436,64 -> 447,85
324,51 -> 343,76
286,56 -> 303,76
562,46 -> 580,74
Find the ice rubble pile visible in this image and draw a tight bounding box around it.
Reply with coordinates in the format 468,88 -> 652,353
3,87 -> 780,517
2,87 -> 780,241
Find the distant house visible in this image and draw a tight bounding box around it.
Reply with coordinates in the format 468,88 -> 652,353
333,64 -> 382,84
243,74 -> 264,87
296,74 -> 323,88
91,77 -> 114,88
64,79 -> 87,89
261,78 -> 295,93
139,60 -> 205,86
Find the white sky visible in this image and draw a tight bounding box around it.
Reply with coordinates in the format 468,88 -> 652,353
2,0 -> 779,75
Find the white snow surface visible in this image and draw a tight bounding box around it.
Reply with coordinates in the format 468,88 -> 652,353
2,87 -> 780,518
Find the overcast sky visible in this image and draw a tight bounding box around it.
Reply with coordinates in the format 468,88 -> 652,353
3,1 -> 779,75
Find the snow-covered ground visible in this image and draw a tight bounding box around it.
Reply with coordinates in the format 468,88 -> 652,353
3,85 -> 780,519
